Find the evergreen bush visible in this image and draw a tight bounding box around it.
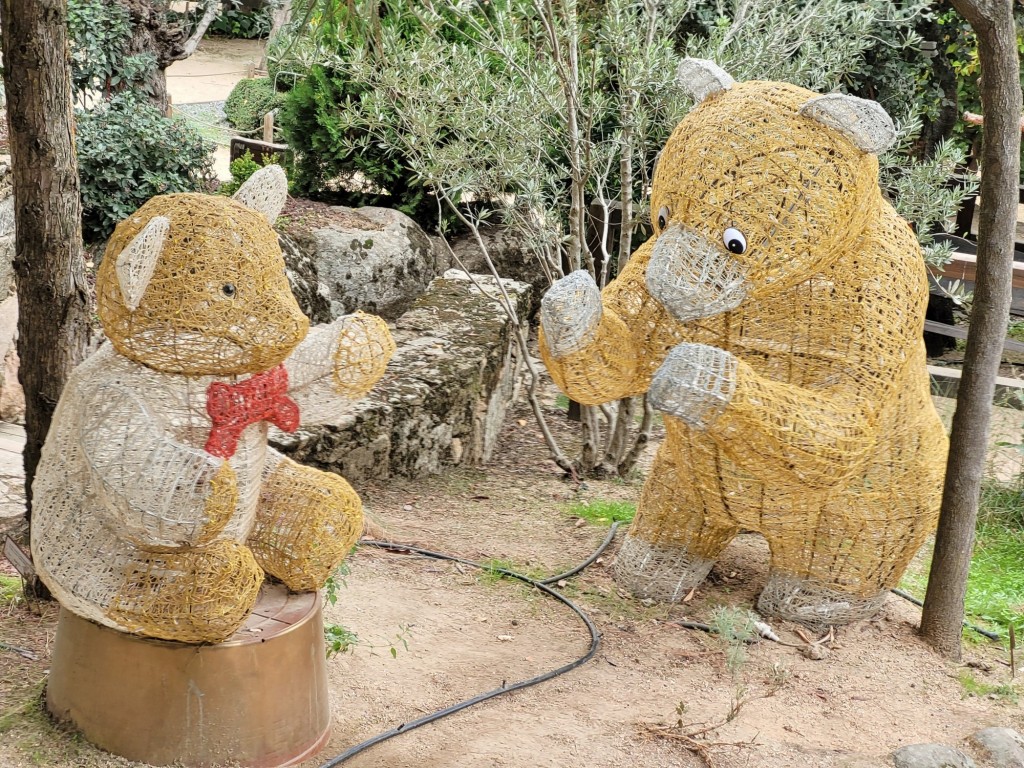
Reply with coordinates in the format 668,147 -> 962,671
278,63 -> 440,226
225,77 -> 286,133
76,93 -> 216,242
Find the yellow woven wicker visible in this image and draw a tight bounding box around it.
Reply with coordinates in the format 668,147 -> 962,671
97,193 -> 310,376
32,168 -> 395,643
540,63 -> 947,626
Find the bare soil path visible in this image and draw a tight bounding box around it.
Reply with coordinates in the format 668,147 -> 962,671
1,393 -> 1021,768
166,37 -> 265,180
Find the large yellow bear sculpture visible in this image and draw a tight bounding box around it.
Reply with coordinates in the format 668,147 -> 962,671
540,61 -> 947,626
32,167 -> 395,643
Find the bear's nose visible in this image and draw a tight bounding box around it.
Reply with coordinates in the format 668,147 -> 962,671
646,224 -> 748,322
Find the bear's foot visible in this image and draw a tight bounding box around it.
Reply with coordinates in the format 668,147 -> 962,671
613,535 -> 715,602
757,571 -> 886,628
108,541 -> 264,643
251,458 -> 363,592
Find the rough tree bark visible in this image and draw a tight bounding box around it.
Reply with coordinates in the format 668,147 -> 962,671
0,0 -> 92,526
919,0 -> 1022,659
122,0 -> 221,114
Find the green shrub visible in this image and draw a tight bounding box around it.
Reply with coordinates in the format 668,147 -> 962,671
225,77 -> 286,133
219,150 -> 282,196
278,64 -> 440,226
208,7 -> 272,39
76,93 -> 216,241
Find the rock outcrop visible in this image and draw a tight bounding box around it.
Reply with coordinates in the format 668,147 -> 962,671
282,203 -> 442,321
272,271 -> 531,482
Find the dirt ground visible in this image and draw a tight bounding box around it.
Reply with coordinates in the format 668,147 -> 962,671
1,36 -> 1023,768
1,390 -> 1022,768
165,37 -> 266,180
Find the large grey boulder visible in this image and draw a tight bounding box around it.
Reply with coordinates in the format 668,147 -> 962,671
448,224 -> 546,317
970,728 -> 1024,767
893,744 -> 976,768
279,232 -> 331,325
0,167 -> 15,299
0,295 -> 21,424
271,271 -> 531,483
284,204 -> 441,321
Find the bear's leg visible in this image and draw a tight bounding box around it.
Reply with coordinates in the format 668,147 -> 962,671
613,448 -> 738,602
759,503 -> 931,628
108,540 -> 264,643
249,452 -> 363,592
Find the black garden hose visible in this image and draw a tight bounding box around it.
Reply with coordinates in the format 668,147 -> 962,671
889,587 -> 1002,641
318,524 -> 1001,766
318,523 -> 621,767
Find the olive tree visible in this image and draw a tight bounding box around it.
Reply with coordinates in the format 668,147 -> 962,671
287,0 -> 974,477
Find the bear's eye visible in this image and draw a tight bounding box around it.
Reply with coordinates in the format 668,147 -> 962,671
221,283 -> 236,298
657,206 -> 670,231
723,228 -> 747,255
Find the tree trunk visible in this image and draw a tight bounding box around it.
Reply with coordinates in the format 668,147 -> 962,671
919,0 -> 1021,660
0,0 -> 91,526
122,0 -> 221,114
260,0 -> 293,71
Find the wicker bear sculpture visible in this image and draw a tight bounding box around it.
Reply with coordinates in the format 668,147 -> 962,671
31,167 -> 395,643
539,60 -> 948,626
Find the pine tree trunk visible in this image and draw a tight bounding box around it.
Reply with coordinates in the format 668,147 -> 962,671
919,0 -> 1022,660
0,0 -> 92,525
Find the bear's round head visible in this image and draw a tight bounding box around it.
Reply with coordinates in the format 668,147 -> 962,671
96,166 -> 309,376
646,60 -> 897,321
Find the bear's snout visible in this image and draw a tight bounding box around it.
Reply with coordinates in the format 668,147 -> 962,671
645,224 -> 748,322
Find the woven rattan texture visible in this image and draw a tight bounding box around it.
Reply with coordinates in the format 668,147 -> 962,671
539,76 -> 947,626
32,180 -> 395,643
98,193 -> 309,376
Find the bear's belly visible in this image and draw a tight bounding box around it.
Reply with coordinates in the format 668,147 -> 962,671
219,423 -> 269,542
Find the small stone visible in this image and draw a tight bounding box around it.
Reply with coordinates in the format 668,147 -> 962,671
892,743 -> 976,768
402,504 -> 413,511
969,727 -> 1024,767
497,634 -> 514,642
803,644 -> 829,660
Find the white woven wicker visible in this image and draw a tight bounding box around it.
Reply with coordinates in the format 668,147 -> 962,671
31,169 -> 395,643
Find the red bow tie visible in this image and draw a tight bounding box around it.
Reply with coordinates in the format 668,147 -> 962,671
205,364 -> 300,459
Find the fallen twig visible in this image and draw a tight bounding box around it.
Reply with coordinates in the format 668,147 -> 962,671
640,723 -> 754,767
0,639 -> 37,660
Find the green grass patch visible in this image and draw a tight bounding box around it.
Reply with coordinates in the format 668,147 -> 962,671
0,574 -> 22,605
476,557 -> 550,585
567,499 -> 636,526
957,671 -> 1019,702
900,480 -> 1024,641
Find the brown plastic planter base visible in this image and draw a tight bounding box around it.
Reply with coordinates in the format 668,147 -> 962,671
46,583 -> 330,768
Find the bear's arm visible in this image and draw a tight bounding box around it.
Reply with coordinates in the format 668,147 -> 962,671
706,263 -> 927,489
539,238 -> 688,405
79,383 -> 237,549
284,312 -> 395,399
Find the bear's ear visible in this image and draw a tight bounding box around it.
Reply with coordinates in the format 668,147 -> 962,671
799,94 -> 896,154
233,164 -> 288,224
116,216 -> 169,311
677,58 -> 735,103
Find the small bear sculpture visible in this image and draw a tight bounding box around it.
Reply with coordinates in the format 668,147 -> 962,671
539,60 -> 948,626
31,166 -> 395,643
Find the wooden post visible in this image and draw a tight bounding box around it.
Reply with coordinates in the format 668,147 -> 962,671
263,110 -> 276,144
